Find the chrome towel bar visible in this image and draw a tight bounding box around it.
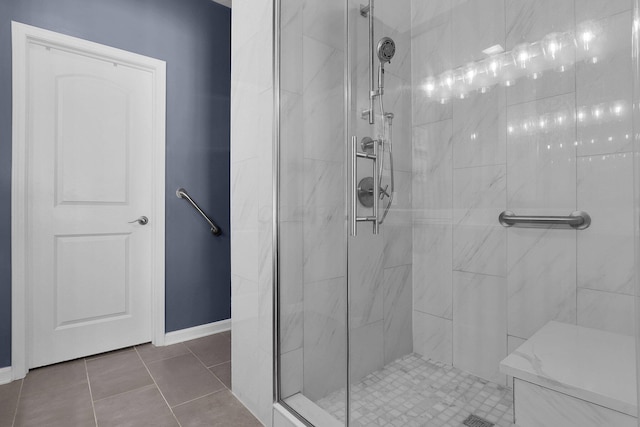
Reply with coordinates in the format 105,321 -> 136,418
499,211 -> 591,230
176,188 -> 222,236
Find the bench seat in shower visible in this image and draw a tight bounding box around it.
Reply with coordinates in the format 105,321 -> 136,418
500,321 -> 637,426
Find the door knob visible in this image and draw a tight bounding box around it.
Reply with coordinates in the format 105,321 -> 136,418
128,216 -> 148,225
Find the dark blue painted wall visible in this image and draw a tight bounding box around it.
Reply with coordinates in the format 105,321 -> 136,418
0,0 -> 231,368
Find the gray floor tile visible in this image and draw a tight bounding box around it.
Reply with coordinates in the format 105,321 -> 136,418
147,353 -> 225,407
14,380 -> 94,427
94,385 -> 178,427
209,361 -> 231,389
20,359 -> 87,397
184,333 -> 231,368
173,389 -> 262,427
0,380 -> 22,427
87,349 -> 153,401
136,342 -> 190,364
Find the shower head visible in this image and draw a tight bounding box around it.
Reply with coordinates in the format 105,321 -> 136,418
377,37 -> 396,63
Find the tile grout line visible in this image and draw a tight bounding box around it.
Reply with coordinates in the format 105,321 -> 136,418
134,346 -> 184,427
84,359 -> 99,427
185,345 -> 227,383
10,378 -> 24,427
170,388 -> 228,409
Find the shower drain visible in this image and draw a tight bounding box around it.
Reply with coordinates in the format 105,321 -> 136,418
462,414 -> 495,427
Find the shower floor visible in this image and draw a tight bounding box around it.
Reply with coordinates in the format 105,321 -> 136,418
316,353 -> 515,427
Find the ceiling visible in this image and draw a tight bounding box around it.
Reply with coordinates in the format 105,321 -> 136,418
212,0 -> 231,8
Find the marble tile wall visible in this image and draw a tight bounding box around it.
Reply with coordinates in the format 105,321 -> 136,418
348,0 -> 414,387
411,0 -> 636,385
230,0 -> 274,425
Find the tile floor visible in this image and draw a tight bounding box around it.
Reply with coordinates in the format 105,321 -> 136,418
316,354 -> 515,427
0,331 -> 262,427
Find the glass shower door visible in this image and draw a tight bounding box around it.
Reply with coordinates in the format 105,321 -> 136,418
277,0 -> 640,426
277,0 -> 349,425
340,0 -> 640,426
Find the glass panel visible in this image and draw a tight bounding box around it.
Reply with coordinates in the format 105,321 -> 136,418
277,0 -> 348,425
343,1 -> 639,426
278,0 -> 640,425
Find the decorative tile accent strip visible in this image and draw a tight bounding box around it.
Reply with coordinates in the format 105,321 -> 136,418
316,354 -> 514,427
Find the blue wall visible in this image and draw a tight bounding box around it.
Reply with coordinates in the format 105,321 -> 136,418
0,0 -> 231,368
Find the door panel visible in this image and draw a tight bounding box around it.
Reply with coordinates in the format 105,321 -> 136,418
27,40 -> 154,368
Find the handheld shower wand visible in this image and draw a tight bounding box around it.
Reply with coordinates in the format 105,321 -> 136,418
376,37 -> 395,96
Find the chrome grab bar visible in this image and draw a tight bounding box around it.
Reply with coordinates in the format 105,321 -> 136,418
176,188 -> 222,236
499,210 -> 591,230
351,136 -> 380,236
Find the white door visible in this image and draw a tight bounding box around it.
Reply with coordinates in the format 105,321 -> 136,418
24,32 -> 159,368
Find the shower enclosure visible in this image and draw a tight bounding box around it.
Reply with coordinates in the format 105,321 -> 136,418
275,0 -> 640,425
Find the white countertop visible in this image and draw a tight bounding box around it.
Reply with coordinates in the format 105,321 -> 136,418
500,321 -> 637,417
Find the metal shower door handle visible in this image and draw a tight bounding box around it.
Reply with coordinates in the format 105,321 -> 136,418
128,216 -> 149,225
351,136 -> 380,237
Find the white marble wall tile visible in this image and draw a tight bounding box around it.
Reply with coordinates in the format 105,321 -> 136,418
376,0 -> 411,35
231,158 -> 260,231
383,170 -> 412,226
412,120 -> 453,220
507,93 -> 576,213
453,271 -> 507,384
231,85 -> 273,163
576,12 -> 633,157
303,159 -> 345,283
302,36 -> 345,163
349,231 -> 384,329
453,165 -> 507,277
231,229 -> 260,282
232,30 -> 273,99
303,277 -> 348,401
507,227 -> 577,339
506,0 -> 574,49
411,0 -> 454,34
577,288 -> 635,336
231,0 -> 272,52
413,221 -> 453,319
302,0 -> 345,51
452,88 -> 506,168
382,74 -> 413,173
575,0 -> 633,22
383,223 -> 413,269
377,0 -> 412,82
411,20 -> 453,126
281,349 -> 304,399
231,275 -> 261,414
383,265 -> 413,364
350,321 -> 384,384
452,0 -> 505,66
577,153 -> 634,295
280,222 -> 304,353
504,0 -> 576,106
280,91 -> 304,222
503,0 -> 576,107
413,311 -> 453,364
281,1 -> 303,95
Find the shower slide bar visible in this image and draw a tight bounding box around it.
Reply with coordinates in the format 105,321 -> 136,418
498,210 -> 591,230
176,188 -> 222,236
351,136 -> 380,236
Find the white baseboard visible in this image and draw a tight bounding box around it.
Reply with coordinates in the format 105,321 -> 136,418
0,366 -> 13,385
163,318 -> 231,346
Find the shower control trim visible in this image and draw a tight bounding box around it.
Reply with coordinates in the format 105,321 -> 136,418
351,136 -> 380,236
